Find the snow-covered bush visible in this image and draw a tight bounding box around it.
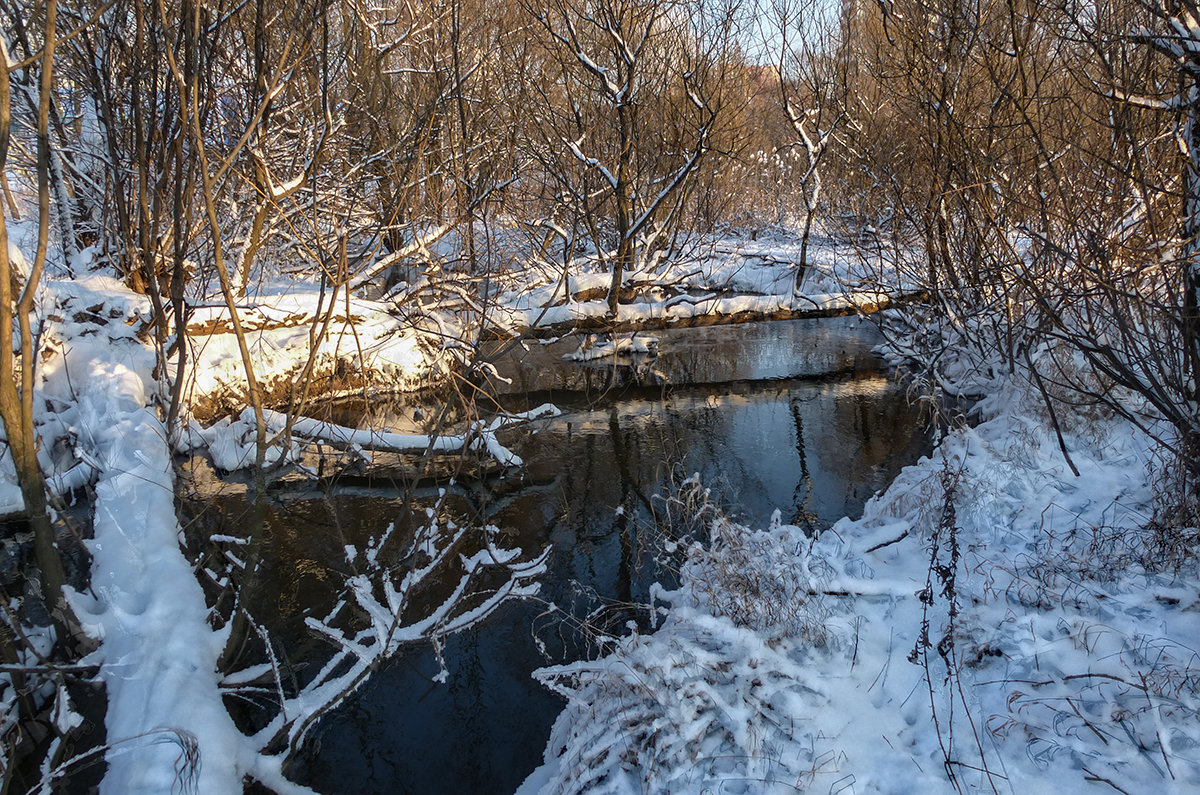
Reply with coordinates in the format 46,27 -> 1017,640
684,513 -> 833,644
525,502 -> 848,794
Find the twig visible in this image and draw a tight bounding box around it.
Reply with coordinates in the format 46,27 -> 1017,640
1024,347 -> 1079,477
0,663 -> 99,675
1066,697 -> 1109,745
1081,767 -> 1132,794
866,528 -> 910,553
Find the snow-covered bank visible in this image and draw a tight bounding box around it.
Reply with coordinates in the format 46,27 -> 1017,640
183,289 -> 445,419
484,232 -> 917,338
31,277 -> 249,793
174,233 -> 880,410
521,374 -> 1200,793
178,231 -> 897,419
488,288 -> 918,338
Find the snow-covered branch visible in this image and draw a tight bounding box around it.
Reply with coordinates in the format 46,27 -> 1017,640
248,514 -> 550,757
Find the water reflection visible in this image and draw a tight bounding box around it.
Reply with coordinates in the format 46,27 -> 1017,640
486,316 -> 883,397
198,319 -> 931,795
501,373 -> 928,615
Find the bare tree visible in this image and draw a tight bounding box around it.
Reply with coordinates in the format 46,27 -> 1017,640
833,0 -> 1199,524
0,0 -> 83,644
522,0 -> 726,316
767,0 -> 848,284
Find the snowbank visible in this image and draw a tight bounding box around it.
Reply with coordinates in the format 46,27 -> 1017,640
522,377 -> 1200,794
184,288 -> 441,419
33,277 -> 251,794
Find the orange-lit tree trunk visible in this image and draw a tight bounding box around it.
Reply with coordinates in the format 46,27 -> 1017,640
0,0 -> 81,643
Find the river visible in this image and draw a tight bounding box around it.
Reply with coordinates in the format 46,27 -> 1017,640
189,316 -> 932,794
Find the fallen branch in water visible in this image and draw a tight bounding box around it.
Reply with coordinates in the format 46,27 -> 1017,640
260,403 -> 560,467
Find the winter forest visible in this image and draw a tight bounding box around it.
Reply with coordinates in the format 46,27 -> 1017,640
0,0 -> 1198,792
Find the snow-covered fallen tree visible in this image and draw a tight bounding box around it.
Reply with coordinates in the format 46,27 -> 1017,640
179,404 -> 560,473
232,505 -> 551,782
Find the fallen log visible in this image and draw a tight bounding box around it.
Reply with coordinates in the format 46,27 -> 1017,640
261,403 -> 561,468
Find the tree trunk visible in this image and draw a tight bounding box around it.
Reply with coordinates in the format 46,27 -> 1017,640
1181,71 -> 1200,515
0,0 -> 82,647
609,95 -> 635,318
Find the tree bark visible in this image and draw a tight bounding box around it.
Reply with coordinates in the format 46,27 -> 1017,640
0,0 -> 82,645
1181,70 -> 1200,512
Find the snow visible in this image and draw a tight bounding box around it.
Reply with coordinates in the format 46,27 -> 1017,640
183,287 -> 437,413
24,277 -> 250,794
493,290 -> 899,333
180,402 -> 562,474
486,230 -> 912,337
563,333 -> 658,361
265,403 -> 560,468
520,369 -> 1200,794
6,221 -> 1191,795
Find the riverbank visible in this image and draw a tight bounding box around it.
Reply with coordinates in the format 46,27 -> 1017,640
519,366 -> 1200,794
180,230 -> 909,422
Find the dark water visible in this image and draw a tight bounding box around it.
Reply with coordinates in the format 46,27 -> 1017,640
193,317 -> 932,795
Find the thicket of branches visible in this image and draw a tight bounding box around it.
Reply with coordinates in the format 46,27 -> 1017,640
822,0 -> 1200,531
1,0 -> 1199,789
37,0 -> 798,299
